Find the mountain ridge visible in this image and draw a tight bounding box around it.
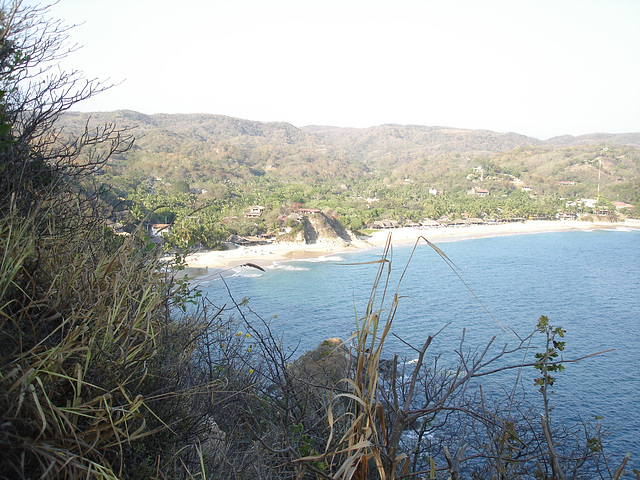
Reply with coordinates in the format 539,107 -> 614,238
61,110 -> 640,150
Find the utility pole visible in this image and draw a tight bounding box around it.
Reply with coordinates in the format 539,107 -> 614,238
597,158 -> 601,198
597,146 -> 607,204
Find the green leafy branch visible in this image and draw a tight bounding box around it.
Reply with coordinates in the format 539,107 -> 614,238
534,315 -> 566,393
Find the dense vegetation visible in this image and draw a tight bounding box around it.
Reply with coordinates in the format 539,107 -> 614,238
54,110 -> 640,249
1,2 -> 636,479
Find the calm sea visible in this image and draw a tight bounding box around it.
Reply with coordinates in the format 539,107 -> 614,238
191,227 -> 640,464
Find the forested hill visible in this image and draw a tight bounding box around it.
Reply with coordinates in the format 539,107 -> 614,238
59,110 -> 640,202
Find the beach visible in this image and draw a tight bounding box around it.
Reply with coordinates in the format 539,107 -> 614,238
184,219 -> 640,271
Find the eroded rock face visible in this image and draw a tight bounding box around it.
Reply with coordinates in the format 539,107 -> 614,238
302,214 -> 352,246
305,214 -> 352,245
274,211 -> 353,245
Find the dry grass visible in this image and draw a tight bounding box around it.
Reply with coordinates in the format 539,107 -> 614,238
294,235 -> 405,479
0,203 -> 215,478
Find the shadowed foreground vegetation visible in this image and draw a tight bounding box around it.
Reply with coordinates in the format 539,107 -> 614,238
0,2 -> 636,479
1,199 -> 634,478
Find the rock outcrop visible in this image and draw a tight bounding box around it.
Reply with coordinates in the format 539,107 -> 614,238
289,338 -> 350,390
302,213 -> 352,245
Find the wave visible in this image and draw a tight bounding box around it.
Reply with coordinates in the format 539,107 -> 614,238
229,272 -> 264,278
302,255 -> 346,263
267,263 -> 310,272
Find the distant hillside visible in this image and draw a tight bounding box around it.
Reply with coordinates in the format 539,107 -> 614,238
546,132 -> 640,148
58,110 -> 640,202
61,111 -> 319,147
301,124 -> 544,158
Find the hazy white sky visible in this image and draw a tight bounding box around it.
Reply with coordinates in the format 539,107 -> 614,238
34,0 -> 640,139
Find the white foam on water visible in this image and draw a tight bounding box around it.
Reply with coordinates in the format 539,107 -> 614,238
267,263 -> 310,272
303,255 -> 346,263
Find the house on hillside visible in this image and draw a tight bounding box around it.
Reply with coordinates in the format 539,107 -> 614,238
150,223 -> 171,237
467,187 -> 490,197
612,201 -> 634,210
243,205 -> 265,218
296,208 -> 322,215
557,180 -> 576,186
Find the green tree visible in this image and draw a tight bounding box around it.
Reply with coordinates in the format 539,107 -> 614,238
171,179 -> 191,194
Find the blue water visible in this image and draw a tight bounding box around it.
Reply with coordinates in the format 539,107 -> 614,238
191,228 -> 640,464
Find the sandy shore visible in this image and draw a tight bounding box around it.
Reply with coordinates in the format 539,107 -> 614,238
184,219 -> 640,272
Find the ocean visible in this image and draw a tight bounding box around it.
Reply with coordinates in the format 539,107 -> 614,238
191,227 -> 640,465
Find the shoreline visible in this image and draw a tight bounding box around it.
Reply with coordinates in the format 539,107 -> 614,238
183,219 -> 640,273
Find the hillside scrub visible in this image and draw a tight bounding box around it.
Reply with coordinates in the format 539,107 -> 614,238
58,110 -> 640,225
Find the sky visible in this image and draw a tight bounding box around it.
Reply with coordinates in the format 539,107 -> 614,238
28,0 -> 640,139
